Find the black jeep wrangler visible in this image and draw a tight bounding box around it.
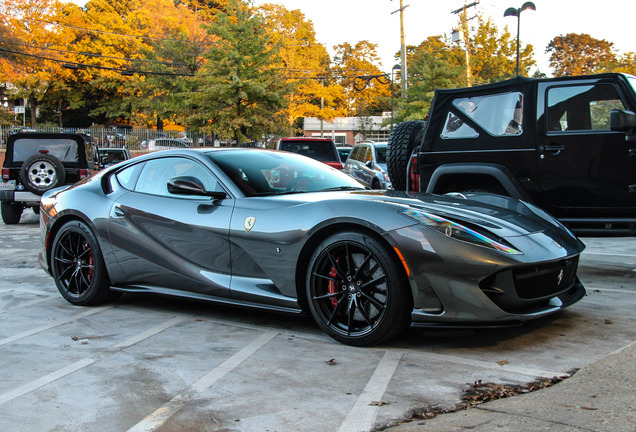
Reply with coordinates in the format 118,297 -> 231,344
1,132 -> 96,224
388,73 -> 636,234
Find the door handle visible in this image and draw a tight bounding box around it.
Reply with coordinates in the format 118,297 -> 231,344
539,144 -> 565,153
114,206 -> 125,217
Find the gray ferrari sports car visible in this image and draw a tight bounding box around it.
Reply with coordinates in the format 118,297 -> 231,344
39,148 -> 586,346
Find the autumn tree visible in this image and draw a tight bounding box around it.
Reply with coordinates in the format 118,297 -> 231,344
332,41 -> 390,116
471,16 -> 534,83
258,3 -> 343,135
546,33 -> 615,77
185,0 -> 288,143
0,0 -> 79,127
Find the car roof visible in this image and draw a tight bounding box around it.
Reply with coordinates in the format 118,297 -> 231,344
279,137 -> 334,142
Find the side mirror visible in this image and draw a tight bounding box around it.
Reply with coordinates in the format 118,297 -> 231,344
610,109 -> 636,132
365,160 -> 374,169
167,176 -> 227,199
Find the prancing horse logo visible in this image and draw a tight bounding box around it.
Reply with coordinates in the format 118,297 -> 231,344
244,216 -> 256,232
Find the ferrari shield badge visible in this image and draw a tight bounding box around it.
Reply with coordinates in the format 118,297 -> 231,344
244,216 -> 256,232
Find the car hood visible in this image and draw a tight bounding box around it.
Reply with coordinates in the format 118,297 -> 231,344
276,189 -> 574,240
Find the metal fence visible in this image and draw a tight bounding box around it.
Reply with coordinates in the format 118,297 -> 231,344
0,125 -> 210,151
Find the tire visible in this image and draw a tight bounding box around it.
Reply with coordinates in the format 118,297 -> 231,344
387,120 -> 426,191
306,231 -> 412,346
50,220 -> 115,306
1,202 -> 23,224
20,153 -> 66,195
371,178 -> 381,189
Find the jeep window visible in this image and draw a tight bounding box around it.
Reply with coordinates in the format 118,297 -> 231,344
441,112 -> 479,139
12,138 -> 78,163
445,92 -> 524,138
547,84 -> 625,131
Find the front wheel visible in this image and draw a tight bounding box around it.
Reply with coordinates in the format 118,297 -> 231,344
50,220 -> 115,306
306,231 -> 412,346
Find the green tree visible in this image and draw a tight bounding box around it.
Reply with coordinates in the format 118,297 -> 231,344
395,36 -> 465,122
546,33 -> 615,77
185,0 -> 289,143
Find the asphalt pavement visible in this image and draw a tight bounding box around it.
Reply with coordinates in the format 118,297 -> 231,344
0,211 -> 634,432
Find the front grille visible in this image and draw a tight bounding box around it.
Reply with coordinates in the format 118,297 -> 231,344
513,257 -> 578,300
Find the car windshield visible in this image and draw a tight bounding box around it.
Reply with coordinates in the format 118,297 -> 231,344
279,140 -> 337,162
12,138 -> 79,163
374,145 -> 388,164
206,149 -> 366,196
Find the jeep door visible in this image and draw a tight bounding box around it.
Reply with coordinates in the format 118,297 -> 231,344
537,80 -> 636,218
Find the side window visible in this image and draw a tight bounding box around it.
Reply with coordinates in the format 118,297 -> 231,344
350,146 -> 361,161
547,84 -> 625,132
363,146 -> 373,164
135,157 -> 219,198
441,112 -> 479,139
448,92 -> 524,137
115,162 -> 144,190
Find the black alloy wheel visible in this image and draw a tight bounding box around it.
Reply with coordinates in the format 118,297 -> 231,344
306,231 -> 411,346
51,220 -> 115,306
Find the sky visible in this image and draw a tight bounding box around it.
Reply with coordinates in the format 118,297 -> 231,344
250,0 -> 635,75
69,0 -> 635,76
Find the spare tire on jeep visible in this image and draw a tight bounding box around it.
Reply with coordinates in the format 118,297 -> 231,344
20,153 -> 66,195
387,120 -> 426,191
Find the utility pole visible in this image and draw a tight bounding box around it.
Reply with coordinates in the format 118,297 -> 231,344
452,1 -> 479,87
391,1 -> 409,97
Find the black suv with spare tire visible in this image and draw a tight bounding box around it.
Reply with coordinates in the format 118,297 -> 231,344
0,132 -> 96,224
387,73 -> 636,235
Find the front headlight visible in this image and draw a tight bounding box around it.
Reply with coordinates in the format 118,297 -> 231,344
400,208 -> 522,254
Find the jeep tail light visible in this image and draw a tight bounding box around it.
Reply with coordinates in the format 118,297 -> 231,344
2,168 -> 10,180
79,169 -> 89,179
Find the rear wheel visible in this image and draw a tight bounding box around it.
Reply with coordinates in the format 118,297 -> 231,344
1,202 -> 23,224
387,120 -> 426,191
50,220 -> 115,306
306,231 -> 411,346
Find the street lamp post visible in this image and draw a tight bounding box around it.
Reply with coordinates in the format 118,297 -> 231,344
504,1 -> 536,77
391,64 -> 401,131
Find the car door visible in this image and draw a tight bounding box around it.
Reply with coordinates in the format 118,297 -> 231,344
107,156 -> 234,297
537,81 -> 636,216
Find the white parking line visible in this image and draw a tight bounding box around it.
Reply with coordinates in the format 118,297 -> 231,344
0,306 -> 114,347
1,296 -> 54,313
0,317 -> 183,406
126,330 -> 278,432
337,350 -> 403,432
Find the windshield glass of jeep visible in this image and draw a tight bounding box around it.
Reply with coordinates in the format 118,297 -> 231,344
450,92 -> 524,137
12,138 -> 79,163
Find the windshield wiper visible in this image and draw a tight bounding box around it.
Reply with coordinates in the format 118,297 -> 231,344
318,186 -> 366,192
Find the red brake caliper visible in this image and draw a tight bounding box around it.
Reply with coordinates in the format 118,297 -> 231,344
327,266 -> 338,308
83,241 -> 94,282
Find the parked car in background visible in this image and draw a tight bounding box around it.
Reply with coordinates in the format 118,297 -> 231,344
0,132 -> 96,224
336,145 -> 353,163
387,73 -> 636,235
272,137 -> 343,169
144,138 -> 191,151
97,148 -> 131,169
344,141 -> 392,189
